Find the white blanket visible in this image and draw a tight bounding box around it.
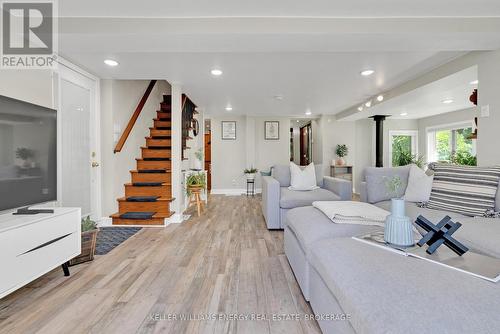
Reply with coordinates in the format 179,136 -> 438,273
313,201 -> 390,227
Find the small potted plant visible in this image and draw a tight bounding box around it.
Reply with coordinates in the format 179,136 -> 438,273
244,167 -> 258,180
69,216 -> 99,266
335,144 -> 348,166
186,172 -> 206,196
383,176 -> 413,247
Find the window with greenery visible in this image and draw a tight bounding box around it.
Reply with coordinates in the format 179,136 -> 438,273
427,123 -> 476,166
390,131 -> 420,167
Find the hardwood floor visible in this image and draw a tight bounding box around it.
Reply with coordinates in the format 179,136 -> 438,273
0,195 -> 321,334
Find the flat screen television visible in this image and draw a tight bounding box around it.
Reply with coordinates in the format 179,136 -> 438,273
0,95 -> 57,212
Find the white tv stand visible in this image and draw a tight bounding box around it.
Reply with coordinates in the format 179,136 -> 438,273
0,208 -> 81,299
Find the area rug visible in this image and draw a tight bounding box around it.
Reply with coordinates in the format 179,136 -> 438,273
95,227 -> 142,255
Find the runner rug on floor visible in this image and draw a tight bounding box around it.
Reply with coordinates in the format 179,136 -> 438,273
95,227 -> 142,255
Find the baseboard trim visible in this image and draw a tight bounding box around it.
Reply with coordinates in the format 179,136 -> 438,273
166,213 -> 185,224
211,188 -> 262,195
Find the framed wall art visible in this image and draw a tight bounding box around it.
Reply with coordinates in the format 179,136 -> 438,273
221,121 -> 236,140
265,121 -> 279,140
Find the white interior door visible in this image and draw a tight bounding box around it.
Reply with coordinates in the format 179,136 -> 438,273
57,62 -> 101,218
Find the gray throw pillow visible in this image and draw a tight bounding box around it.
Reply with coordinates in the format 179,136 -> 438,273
314,164 -> 324,187
272,164 -> 291,187
365,166 -> 410,203
496,183 -> 500,212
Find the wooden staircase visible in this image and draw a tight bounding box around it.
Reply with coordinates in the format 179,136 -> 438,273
111,95 -> 174,226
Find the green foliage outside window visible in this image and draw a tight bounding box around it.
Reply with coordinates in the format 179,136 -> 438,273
392,136 -> 424,168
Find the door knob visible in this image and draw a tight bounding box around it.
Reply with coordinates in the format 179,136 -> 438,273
91,162 -> 100,167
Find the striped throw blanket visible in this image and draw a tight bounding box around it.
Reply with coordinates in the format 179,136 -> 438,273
427,164 -> 500,217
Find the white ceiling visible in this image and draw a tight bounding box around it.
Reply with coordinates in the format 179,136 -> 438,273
60,1 -> 500,17
344,67 -> 478,120
57,2 -> 500,117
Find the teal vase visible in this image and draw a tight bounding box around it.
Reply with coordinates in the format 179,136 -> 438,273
384,199 -> 414,247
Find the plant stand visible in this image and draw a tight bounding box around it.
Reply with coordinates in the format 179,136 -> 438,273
246,179 -> 255,196
188,186 -> 204,217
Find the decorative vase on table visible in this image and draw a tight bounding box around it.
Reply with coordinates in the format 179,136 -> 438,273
246,173 -> 256,180
384,198 -> 414,247
335,158 -> 345,166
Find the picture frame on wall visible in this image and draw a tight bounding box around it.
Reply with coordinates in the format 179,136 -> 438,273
265,121 -> 279,140
221,121 -> 236,140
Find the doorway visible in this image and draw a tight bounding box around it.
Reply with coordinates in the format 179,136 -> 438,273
57,60 -> 101,219
204,120 -> 212,191
299,123 -> 312,165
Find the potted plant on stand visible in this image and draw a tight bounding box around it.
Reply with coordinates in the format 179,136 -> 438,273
69,216 -> 99,266
244,167 -> 258,180
383,176 -> 414,247
186,172 -> 207,217
335,144 -> 348,166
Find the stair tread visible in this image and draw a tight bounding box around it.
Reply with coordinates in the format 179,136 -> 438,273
124,196 -> 160,202
125,182 -> 171,186
111,212 -> 173,220
133,169 -> 169,173
131,182 -> 171,187
138,158 -> 171,161
118,196 -> 174,202
146,136 -> 171,139
141,146 -> 171,150
118,212 -> 156,219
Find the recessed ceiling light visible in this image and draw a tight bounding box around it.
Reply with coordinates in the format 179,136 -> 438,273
211,69 -> 223,76
104,59 -> 119,67
442,99 -> 454,104
296,120 -> 300,123
400,112 -> 408,116
225,106 -> 233,111
357,106 -> 364,111
360,69 -> 375,76
305,110 -> 312,116
365,100 -> 372,108
470,80 -> 479,85
273,95 -> 284,100
377,95 -> 384,102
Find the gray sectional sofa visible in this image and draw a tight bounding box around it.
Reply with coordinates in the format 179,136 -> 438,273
284,165 -> 500,334
261,164 -> 352,229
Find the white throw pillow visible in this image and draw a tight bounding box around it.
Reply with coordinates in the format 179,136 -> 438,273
289,162 -> 319,191
404,164 -> 434,202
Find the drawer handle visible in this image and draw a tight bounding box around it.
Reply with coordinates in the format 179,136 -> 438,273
18,233 -> 73,256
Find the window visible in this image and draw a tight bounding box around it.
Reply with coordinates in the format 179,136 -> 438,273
427,122 -> 476,165
389,131 -> 418,167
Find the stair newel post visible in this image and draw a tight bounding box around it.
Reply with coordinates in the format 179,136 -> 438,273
170,83 -> 184,222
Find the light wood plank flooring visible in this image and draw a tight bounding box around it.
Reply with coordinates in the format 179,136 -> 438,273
0,195 -> 320,334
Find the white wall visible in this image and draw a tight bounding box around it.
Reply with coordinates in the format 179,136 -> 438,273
211,115 -> 248,190
354,119 -> 374,193
311,118 -> 323,165
100,80 -> 171,216
254,117 -> 291,173
320,116 -> 356,178
210,115 -> 290,192
476,50 -> 500,166
0,70 -> 54,109
417,108 -> 476,162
